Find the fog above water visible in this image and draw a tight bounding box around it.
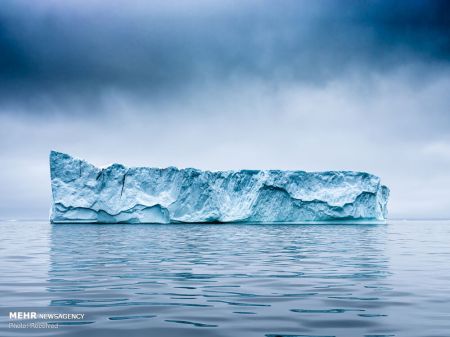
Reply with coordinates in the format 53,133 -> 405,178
0,0 -> 449,219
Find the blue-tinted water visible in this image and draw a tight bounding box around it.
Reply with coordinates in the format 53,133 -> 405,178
1,221 -> 450,337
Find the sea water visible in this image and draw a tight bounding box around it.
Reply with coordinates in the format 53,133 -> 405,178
0,220 -> 449,337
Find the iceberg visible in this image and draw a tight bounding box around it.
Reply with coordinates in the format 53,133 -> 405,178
49,151 -> 389,224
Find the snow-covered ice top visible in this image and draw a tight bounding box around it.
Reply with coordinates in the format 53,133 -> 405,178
50,151 -> 389,223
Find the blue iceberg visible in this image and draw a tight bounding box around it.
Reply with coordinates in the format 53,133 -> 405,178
49,151 -> 389,224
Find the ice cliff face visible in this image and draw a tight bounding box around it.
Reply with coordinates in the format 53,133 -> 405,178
50,151 -> 389,224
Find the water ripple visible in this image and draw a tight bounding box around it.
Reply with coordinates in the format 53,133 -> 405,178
165,319 -> 218,328
108,315 -> 157,320
1,221 -> 450,337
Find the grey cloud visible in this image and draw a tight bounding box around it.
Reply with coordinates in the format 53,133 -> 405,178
0,1 -> 449,220
0,0 -> 449,114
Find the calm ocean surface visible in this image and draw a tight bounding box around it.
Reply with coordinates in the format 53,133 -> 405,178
1,220 -> 449,337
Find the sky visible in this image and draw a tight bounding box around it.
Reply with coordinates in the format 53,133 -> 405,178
0,0 -> 449,219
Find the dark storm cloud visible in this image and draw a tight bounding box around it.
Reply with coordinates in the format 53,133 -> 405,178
0,0 -> 449,114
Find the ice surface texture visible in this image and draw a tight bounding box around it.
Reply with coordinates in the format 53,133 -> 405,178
50,151 -> 389,224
